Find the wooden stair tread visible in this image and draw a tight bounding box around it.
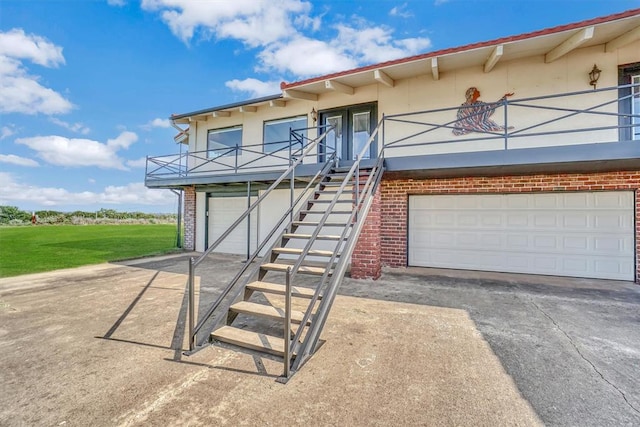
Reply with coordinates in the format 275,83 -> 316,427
282,233 -> 346,240
261,263 -> 331,276
329,171 -> 371,176
321,182 -> 356,187
309,199 -> 353,203
272,247 -> 336,257
246,280 -> 320,299
230,301 -> 309,324
300,209 -> 353,215
292,221 -> 348,227
316,190 -> 351,194
211,326 -> 286,357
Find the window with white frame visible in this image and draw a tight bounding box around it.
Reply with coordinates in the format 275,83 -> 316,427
207,126 -> 242,158
619,63 -> 640,141
263,116 -> 307,154
632,74 -> 639,140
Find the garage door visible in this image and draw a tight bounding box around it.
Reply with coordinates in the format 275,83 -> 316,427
207,196 -> 257,256
408,192 -> 635,280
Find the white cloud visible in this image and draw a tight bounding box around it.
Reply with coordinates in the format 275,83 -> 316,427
142,117 -> 171,130
126,157 -> 148,168
0,172 -> 175,207
144,2 -> 431,80
141,0 -> 310,46
107,0 -> 127,6
294,13 -> 322,32
390,3 -> 413,18
0,29 -> 72,115
259,36 -> 357,76
333,22 -> 431,64
15,131 -> 138,170
1,125 -> 17,140
88,178 -> 96,184
0,154 -> 39,167
0,28 -> 65,67
225,78 -> 280,97
257,24 -> 430,77
49,117 -> 90,134
434,0 -> 450,5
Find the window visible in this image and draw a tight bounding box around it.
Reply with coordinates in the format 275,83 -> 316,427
352,111 -> 371,159
263,116 -> 307,153
632,74 -> 640,140
207,126 -> 242,158
618,63 -> 640,141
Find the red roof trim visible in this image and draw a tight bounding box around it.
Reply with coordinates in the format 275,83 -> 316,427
280,8 -> 640,90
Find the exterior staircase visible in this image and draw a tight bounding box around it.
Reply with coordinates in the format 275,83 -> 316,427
185,124 -> 384,381
188,159 -> 383,380
211,163 -> 381,380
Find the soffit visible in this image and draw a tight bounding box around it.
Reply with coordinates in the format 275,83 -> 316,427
282,12 -> 640,96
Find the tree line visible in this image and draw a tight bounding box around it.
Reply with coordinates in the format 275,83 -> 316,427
0,206 -> 177,225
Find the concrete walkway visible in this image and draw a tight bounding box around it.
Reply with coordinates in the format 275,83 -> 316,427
0,254 -> 542,426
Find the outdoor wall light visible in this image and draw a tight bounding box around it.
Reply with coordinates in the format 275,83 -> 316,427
589,64 -> 601,89
310,107 -> 318,123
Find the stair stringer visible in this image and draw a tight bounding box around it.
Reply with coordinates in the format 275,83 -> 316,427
291,157 -> 385,372
200,161 -> 350,342
189,158 -> 337,346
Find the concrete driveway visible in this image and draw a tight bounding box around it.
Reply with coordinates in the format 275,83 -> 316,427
0,254 -> 638,426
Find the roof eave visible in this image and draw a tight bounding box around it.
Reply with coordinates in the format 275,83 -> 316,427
170,93 -> 283,122
281,7 -> 640,91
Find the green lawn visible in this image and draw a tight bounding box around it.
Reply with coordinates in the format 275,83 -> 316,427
0,224 -> 179,278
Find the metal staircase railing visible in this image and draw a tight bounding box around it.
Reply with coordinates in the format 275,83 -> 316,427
184,117 -> 386,382
287,122 -> 385,375
186,125 -> 336,351
189,157 -> 337,348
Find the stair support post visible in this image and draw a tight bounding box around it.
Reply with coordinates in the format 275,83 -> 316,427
284,267 -> 292,379
188,256 -> 196,351
355,155 -> 360,222
289,167 -> 295,226
246,181 -> 252,261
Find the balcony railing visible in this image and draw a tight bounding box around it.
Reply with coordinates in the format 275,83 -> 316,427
382,83 -> 640,157
146,84 -> 639,182
145,125 -> 336,182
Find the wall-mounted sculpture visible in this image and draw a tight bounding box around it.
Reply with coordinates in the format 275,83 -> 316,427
452,87 -> 514,135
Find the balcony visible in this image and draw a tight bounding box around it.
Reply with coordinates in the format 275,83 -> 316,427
145,127 -> 337,188
146,84 -> 640,187
381,83 -> 640,178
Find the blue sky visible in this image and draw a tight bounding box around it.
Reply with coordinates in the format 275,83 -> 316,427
1,0 -> 639,213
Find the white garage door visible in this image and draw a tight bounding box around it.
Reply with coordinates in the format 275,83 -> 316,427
208,196 -> 257,256
408,192 -> 635,280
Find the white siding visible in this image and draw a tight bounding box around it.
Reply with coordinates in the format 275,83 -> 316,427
207,196 -> 258,256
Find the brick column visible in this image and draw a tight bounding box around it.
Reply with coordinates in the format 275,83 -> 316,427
351,185 -> 382,280
183,186 -> 196,251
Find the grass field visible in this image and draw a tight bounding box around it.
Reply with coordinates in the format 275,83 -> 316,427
0,224 -> 179,278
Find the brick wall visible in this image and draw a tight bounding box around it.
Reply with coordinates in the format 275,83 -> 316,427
352,171 -> 640,282
183,186 -> 196,251
351,185 -> 382,279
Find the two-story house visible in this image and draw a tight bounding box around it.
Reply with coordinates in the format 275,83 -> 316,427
147,9 -> 640,286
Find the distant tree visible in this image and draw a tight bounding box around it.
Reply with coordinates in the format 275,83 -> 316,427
69,210 -> 94,218
36,210 -> 62,218
0,206 -> 31,224
98,208 -> 119,219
